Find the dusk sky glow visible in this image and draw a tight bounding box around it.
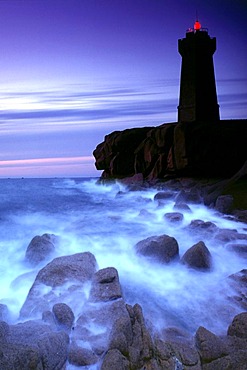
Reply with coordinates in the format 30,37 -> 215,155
0,0 -> 246,178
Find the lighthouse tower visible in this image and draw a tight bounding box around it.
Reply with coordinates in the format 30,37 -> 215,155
177,20 -> 220,122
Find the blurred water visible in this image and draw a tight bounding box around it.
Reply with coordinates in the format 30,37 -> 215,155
0,178 -> 246,335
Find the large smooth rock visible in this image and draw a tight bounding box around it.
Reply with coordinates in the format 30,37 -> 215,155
72,299 -> 130,356
173,202 -> 192,212
68,343 -> 98,367
233,210 -> 247,224
195,326 -> 228,363
228,269 -> 247,310
101,349 -> 130,370
0,341 -> 42,370
188,220 -> 217,234
227,312 -> 247,339
200,313 -> 247,370
35,252 -> 97,287
52,303 -> 74,331
154,339 -> 177,369
25,233 -> 58,266
215,195 -> 233,214
20,252 -> 97,318
89,267 -> 122,302
164,212 -> 184,223
107,303 -> 156,370
215,229 -> 247,243
0,320 -> 69,370
181,241 -> 212,270
127,304 -> 154,367
0,304 -> 9,322
166,341 -> 200,369
108,308 -> 133,356
154,191 -> 175,201
175,188 -> 202,204
226,243 -> 247,258
135,234 -> 179,264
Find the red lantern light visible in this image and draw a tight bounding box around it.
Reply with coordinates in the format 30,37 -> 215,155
194,20 -> 201,31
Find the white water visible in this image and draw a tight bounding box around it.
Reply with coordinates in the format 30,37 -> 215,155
0,178 -> 246,336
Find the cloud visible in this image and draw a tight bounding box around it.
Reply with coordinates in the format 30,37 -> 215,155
0,156 -> 97,178
0,82 -> 178,132
0,156 -> 92,167
1,77 -> 245,177
0,101 -> 175,121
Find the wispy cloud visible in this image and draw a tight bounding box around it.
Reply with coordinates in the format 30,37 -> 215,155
0,156 -> 97,178
0,156 -> 92,167
0,77 -> 245,178
217,78 -> 247,119
0,81 -> 177,124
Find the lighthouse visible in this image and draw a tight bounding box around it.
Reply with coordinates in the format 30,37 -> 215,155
177,20 -> 220,122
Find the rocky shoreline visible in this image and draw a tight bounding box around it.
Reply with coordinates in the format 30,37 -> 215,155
1,179 -> 247,369
93,120 -> 247,182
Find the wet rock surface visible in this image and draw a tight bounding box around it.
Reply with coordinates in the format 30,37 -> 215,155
1,176 -> 247,369
0,304 -> 9,322
181,241 -> 212,270
226,243 -> 247,258
187,219 -> 218,234
215,194 -> 234,214
0,320 -> 69,370
20,252 -> 97,318
89,267 -> 122,302
25,233 -> 58,266
164,212 -> 184,223
1,243 -> 247,369
134,234 -> 179,263
52,302 -> 74,331
228,269 -> 247,310
227,312 -> 247,338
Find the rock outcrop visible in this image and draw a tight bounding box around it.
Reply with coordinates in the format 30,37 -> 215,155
134,234 -> 179,264
0,320 -> 69,370
181,241 -> 212,270
228,269 -> 247,310
20,252 -> 97,318
25,233 -> 58,266
1,249 -> 247,369
93,120 -> 247,181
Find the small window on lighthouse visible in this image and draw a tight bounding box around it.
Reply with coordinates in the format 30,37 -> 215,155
194,20 -> 201,31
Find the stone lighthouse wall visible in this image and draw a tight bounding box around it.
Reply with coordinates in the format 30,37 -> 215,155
178,29 -> 220,122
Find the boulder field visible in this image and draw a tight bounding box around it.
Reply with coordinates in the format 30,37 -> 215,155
1,250 -> 247,370
1,198 -> 247,370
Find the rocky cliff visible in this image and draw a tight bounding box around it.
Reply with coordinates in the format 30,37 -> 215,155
93,120 -> 247,181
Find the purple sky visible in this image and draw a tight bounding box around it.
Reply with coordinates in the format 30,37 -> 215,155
0,0 -> 246,177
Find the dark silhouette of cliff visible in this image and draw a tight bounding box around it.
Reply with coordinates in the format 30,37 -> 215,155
93,21 -> 247,182
93,119 -> 247,180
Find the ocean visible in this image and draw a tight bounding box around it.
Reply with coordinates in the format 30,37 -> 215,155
0,177 -> 246,336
